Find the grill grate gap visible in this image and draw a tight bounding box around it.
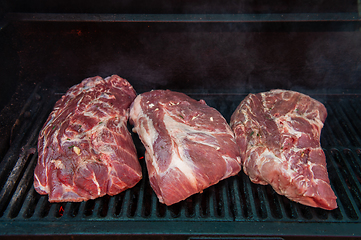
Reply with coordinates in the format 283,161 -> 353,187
200,188 -> 210,217
281,197 -> 298,219
23,188 -> 41,219
226,176 -> 237,219
297,204 -> 313,220
252,184 -> 267,219
83,200 -> 95,217
141,175 -> 152,218
156,198 -> 166,218
237,174 -> 252,219
214,183 -> 224,217
8,181 -> 34,219
331,149 -> 361,212
330,206 -> 343,220
168,201 -> 182,218
39,198 -> 52,218
113,191 -> 126,217
265,185 -> 282,219
69,202 -> 81,217
314,208 -> 329,220
314,208 -> 328,220
127,186 -> 140,217
98,195 -> 110,218
185,195 -> 196,218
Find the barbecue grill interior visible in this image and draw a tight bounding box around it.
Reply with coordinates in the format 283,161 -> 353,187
0,1 -> 361,239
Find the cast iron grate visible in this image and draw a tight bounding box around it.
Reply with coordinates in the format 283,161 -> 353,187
0,86 -> 361,236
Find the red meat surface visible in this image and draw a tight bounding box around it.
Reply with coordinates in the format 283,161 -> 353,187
129,90 -> 242,206
230,89 -> 337,210
34,75 -> 141,202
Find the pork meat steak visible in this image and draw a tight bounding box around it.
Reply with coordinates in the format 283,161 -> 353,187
230,89 -> 337,210
130,90 -> 242,206
34,75 -> 142,202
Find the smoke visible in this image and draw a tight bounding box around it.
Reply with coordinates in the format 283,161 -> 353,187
303,32 -> 361,94
14,12 -> 360,97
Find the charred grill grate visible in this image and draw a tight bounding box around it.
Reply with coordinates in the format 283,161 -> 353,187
1,86 -> 361,236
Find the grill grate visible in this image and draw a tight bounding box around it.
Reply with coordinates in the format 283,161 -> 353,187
1,86 -> 361,237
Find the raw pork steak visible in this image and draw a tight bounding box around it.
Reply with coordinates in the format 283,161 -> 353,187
34,75 -> 141,202
130,90 -> 242,206
230,89 -> 337,210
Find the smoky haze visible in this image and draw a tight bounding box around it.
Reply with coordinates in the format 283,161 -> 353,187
92,22 -> 360,95
7,0 -> 360,96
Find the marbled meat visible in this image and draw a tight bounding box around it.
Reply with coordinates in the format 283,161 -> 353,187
34,75 -> 142,202
130,90 -> 242,206
230,89 -> 337,210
